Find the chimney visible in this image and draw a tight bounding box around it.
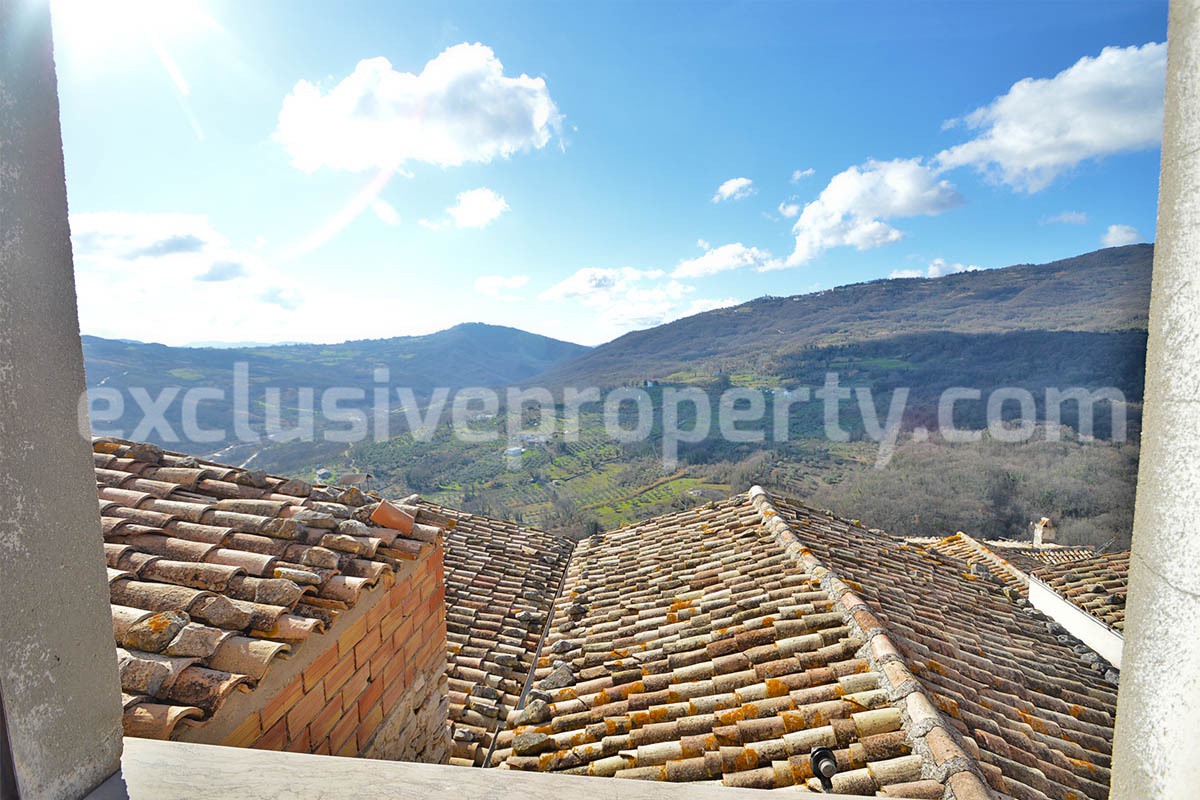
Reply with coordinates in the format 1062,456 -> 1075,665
1033,517 -> 1057,547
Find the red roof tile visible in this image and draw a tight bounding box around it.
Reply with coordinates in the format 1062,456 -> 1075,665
92,438 -> 448,741
769,495 -> 1117,799
423,502 -> 574,766
492,488 -> 1119,799
1033,552 -> 1130,632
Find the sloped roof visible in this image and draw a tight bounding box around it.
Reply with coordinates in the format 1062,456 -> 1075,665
492,488 -> 1118,800
93,438 -> 447,740
927,532 -> 1032,595
1033,553 -> 1130,632
984,541 -> 1098,572
422,502 -> 574,766
926,534 -> 1129,636
769,496 -> 1116,800
491,493 -> 968,797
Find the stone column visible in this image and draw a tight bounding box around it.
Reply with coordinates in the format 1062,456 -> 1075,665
1110,2 -> 1200,797
0,1 -> 125,798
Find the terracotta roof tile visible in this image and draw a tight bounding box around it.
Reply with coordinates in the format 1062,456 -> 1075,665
1033,552 -> 1130,632
489,489 -> 1119,799
422,502 -> 574,767
90,438 -> 446,741
927,532 -> 1032,596
927,534 -> 1130,634
769,495 -> 1116,799
491,494 -> 943,794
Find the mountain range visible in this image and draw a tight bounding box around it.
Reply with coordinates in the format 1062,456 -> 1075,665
81,244 -> 1151,459
537,244 -> 1152,388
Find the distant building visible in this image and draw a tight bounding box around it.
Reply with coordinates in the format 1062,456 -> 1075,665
315,467 -> 333,482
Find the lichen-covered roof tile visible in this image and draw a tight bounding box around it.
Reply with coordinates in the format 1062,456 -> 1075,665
91,437 -> 447,741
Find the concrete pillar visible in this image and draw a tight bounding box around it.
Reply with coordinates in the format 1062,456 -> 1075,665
1110,2 -> 1200,797
0,1 -> 125,798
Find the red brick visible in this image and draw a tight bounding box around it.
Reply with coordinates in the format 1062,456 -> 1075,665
341,663 -> 370,711
309,695 -> 343,746
312,739 -> 332,756
366,597 -> 388,632
419,616 -> 442,653
357,675 -> 384,718
371,633 -> 400,679
392,617 -> 415,650
399,588 -> 417,617
284,725 -> 310,753
302,644 -> 339,694
381,676 -> 405,713
253,716 -> 288,751
379,606 -> 404,643
337,614 -> 369,658
259,676 -> 303,732
328,706 -> 359,755
383,648 -> 406,685
358,704 -> 385,749
323,652 -> 356,697
222,711 -> 262,748
391,576 -> 412,607
354,625 -> 382,670
286,686 -> 326,742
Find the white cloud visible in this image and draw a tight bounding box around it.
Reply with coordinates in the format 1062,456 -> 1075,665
712,177 -> 755,203
541,267 -> 701,329
423,188 -> 510,230
448,188 -> 509,228
791,168 -> 815,182
69,212 -> 317,343
196,262 -> 247,282
276,43 -> 561,173
672,242 -> 779,278
696,238 -> 711,250
890,258 -> 983,280
474,274 -> 529,301
1044,210 -> 1088,225
937,42 -> 1166,192
70,211 -> 467,345
782,158 -> 963,267
541,267 -> 667,305
540,264 -> 750,337
371,199 -> 401,226
1102,224 -> 1141,247
777,199 -> 800,219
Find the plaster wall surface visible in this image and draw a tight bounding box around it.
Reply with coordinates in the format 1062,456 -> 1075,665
0,1 -> 125,797
1111,2 -> 1200,797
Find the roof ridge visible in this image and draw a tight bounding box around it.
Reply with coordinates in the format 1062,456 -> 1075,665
943,531 -> 1031,589
745,486 -> 994,799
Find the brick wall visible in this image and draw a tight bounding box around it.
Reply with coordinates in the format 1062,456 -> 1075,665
217,541 -> 449,763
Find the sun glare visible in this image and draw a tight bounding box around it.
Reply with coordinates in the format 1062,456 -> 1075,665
52,0 -> 222,139
52,0 -> 220,56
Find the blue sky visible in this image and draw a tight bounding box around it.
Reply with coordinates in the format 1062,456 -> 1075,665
51,0 -> 1167,347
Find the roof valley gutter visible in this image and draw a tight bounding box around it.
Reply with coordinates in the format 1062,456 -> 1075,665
482,535 -> 579,768
1028,575 -> 1124,669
